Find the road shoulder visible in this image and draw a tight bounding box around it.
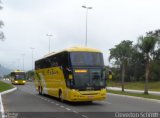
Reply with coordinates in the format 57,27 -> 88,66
0,87 -> 17,118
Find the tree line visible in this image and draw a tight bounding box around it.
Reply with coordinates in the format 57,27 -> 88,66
109,29 -> 160,94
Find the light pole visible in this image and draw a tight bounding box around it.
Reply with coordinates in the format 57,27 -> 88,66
82,5 -> 92,47
21,53 -> 25,71
46,34 -> 53,53
30,47 -> 35,71
17,58 -> 20,70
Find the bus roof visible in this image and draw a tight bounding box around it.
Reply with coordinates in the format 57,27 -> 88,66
37,46 -> 102,61
11,70 -> 25,73
64,46 -> 102,52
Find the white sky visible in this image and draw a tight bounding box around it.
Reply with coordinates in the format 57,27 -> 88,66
1,0 -> 160,71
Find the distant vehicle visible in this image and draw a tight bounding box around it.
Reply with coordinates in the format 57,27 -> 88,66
10,70 -> 26,85
34,47 -> 107,102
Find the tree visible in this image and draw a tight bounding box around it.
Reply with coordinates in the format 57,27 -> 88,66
0,0 -> 4,41
109,40 -> 133,92
136,30 -> 160,94
26,70 -> 34,80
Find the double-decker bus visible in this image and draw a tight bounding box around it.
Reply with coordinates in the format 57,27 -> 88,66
10,70 -> 26,85
34,47 -> 107,102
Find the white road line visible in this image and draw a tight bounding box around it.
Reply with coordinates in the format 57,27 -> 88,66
56,104 -> 59,106
73,110 -> 78,113
82,115 -> 88,118
0,93 -> 4,118
0,87 -> 17,118
51,102 -> 55,103
1,87 -> 17,95
100,101 -> 111,104
65,108 -> 71,111
60,105 -> 64,108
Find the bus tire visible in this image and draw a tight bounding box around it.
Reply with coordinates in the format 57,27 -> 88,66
38,86 -> 44,95
59,90 -> 63,102
40,87 -> 44,95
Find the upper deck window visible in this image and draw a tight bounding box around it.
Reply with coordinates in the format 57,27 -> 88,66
70,52 -> 104,66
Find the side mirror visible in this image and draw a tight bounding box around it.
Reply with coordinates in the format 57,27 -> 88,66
59,66 -> 63,70
108,70 -> 112,80
69,74 -> 73,80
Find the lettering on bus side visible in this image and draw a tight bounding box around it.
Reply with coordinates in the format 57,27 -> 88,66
47,69 -> 58,75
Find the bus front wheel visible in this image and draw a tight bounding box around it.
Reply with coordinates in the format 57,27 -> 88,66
39,86 -> 43,95
38,86 -> 41,95
59,90 -> 63,102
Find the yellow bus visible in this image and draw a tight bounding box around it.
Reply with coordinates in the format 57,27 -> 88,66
10,70 -> 26,85
34,47 -> 107,102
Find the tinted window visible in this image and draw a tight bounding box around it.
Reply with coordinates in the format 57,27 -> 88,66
70,52 -> 104,66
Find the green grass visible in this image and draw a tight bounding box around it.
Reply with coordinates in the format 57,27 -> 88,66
107,81 -> 160,92
108,90 -> 160,100
0,81 -> 13,92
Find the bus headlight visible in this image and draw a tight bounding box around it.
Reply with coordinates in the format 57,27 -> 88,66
15,81 -> 18,83
23,81 -> 26,83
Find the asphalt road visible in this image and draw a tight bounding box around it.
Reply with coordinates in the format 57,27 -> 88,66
2,81 -> 160,118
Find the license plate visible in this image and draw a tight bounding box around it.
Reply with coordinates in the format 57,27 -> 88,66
88,96 -> 93,99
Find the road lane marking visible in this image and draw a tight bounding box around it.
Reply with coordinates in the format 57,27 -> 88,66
100,101 -> 111,104
73,110 -> 78,113
82,115 -> 88,118
13,87 -> 89,118
47,100 -> 51,102
65,108 -> 71,111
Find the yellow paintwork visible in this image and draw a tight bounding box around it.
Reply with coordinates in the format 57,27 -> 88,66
34,66 -> 107,102
109,75 -> 112,80
12,70 -> 25,73
10,70 -> 26,85
35,47 -> 106,102
64,46 -> 102,52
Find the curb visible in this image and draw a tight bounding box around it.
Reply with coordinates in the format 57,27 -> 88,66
1,87 -> 17,95
108,93 -> 160,103
0,87 -> 17,118
0,93 -> 4,118
107,87 -> 160,96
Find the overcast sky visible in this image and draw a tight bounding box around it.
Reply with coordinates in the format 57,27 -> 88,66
1,0 -> 160,71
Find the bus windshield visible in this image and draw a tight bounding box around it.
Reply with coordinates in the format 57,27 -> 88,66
15,74 -> 25,80
72,69 -> 106,90
70,52 -> 104,66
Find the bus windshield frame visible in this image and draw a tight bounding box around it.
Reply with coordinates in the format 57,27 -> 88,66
69,68 -> 106,90
11,72 -> 26,80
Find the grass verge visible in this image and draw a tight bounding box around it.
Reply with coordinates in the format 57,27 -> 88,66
108,81 -> 160,92
0,81 -> 13,92
108,90 -> 160,100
